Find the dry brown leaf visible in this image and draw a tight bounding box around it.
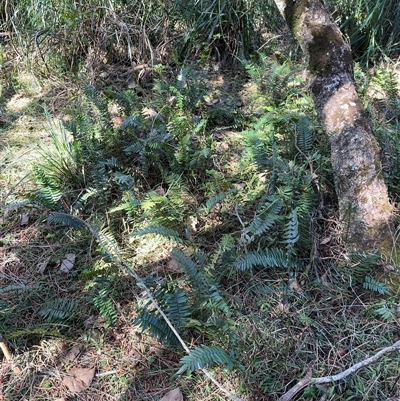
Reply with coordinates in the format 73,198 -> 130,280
160,388 -> 183,401
320,236 -> 331,245
37,257 -> 51,274
289,278 -> 302,293
63,344 -> 84,364
276,302 -> 289,313
62,367 -> 95,393
141,106 -> 158,118
20,213 -> 29,226
60,253 -> 76,273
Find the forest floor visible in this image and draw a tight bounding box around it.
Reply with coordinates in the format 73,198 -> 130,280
1,56 -> 400,401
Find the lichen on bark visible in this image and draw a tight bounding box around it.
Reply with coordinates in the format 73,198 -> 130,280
275,0 -> 395,252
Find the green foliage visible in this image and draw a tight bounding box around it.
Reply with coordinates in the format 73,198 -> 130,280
47,212 -> 85,229
38,297 -> 78,323
176,345 -> 236,374
130,224 -> 183,243
327,0 -> 400,64
92,281 -> 118,327
134,310 -> 180,347
369,68 -> 400,195
371,299 -> 397,322
363,275 -> 390,295
233,248 -> 298,271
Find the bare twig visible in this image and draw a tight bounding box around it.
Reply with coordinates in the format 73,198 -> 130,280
0,334 -> 22,375
279,341 -> 400,401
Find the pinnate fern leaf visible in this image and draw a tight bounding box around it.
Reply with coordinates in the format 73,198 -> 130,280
39,297 -> 77,322
363,275 -> 390,295
134,310 -> 179,347
47,212 -> 85,229
160,288 -> 190,329
296,116 -> 313,155
93,287 -> 118,327
170,248 -> 206,294
130,224 -> 183,243
283,207 -> 299,248
247,199 -> 282,237
234,248 -> 298,271
176,345 -> 235,375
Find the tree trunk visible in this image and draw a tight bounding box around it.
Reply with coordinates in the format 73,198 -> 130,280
273,0 -> 394,251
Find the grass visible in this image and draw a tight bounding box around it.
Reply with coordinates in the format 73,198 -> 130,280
1,7 -> 400,401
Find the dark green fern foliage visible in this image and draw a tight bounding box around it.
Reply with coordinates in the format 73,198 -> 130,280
134,285 -> 190,347
39,297 -> 78,323
363,275 -> 390,295
176,345 -> 236,375
47,212 -> 85,229
134,247 -> 233,350
238,63 -> 320,270
234,248 -> 298,271
92,285 -> 118,327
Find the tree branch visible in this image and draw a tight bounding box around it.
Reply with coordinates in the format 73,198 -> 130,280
279,340 -> 400,401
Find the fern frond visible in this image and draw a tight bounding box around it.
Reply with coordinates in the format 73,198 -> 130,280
363,275 -> 390,295
349,250 -> 380,282
82,84 -> 113,130
134,310 -> 179,347
120,113 -> 143,129
130,224 -> 183,243
296,116 -> 313,155
233,248 -> 298,271
170,248 -> 206,295
39,297 -> 77,322
93,287 -> 118,327
247,199 -> 282,237
200,193 -> 226,214
161,288 -> 190,329
33,166 -> 63,207
0,283 -> 41,295
176,345 -> 235,375
47,212 -> 85,229
283,207 -> 299,248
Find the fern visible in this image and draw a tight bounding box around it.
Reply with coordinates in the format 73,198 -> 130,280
134,310 -> 179,347
158,287 -> 191,329
383,70 -> 400,116
363,275 -> 390,295
296,116 -> 313,156
233,248 -> 298,271
47,212 -> 85,229
371,300 -> 397,322
200,193 -> 226,214
349,250 -> 380,283
170,248 -> 207,296
92,284 -> 118,327
246,199 -> 282,238
130,224 -> 183,243
39,297 -> 78,323
82,84 -> 113,130
283,207 -> 299,249
33,166 -> 63,208
176,345 -> 236,375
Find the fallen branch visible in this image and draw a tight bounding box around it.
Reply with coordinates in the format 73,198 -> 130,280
279,340 -> 400,401
0,334 -> 22,375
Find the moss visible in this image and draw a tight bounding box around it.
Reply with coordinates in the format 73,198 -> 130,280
283,0 -> 307,32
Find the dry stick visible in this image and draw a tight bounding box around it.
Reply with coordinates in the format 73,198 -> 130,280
83,221 -> 244,401
0,334 -> 22,375
279,340 -> 400,401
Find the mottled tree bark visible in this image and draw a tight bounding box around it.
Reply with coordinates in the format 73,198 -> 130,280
274,0 -> 394,251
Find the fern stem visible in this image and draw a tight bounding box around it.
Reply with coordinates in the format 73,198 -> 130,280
68,215 -> 245,401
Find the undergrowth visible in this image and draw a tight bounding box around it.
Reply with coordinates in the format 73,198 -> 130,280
2,49 -> 400,400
